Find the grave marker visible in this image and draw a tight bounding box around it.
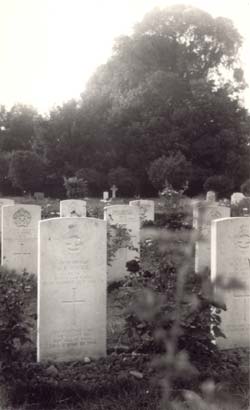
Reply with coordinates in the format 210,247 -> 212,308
194,203 -> 230,273
0,198 -> 14,236
1,204 -> 41,274
211,217 -> 250,348
110,185 -> 118,199
60,199 -> 87,217
104,205 -> 140,282
37,217 -> 107,362
206,191 -> 216,203
129,200 -> 155,224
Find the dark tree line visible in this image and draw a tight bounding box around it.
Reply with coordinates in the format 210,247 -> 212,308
0,5 -> 250,197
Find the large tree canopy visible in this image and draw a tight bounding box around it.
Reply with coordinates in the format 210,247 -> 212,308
0,5 -> 249,196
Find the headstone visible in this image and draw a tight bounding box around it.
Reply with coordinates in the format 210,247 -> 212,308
37,217 -> 107,362
60,199 -> 87,217
129,200 -> 155,224
0,198 -> 15,236
1,204 -> 41,274
231,192 -> 245,205
104,205 -> 140,282
206,191 -> 216,203
34,192 -> 45,201
211,217 -> 250,348
194,203 -> 230,273
103,191 -> 109,201
110,185 -> 118,199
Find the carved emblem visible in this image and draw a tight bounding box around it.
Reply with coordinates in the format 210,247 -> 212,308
235,225 -> 250,249
13,208 -> 31,227
65,224 -> 82,252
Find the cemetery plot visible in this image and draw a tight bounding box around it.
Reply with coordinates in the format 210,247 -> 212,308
211,217 -> 250,349
1,204 -> 41,274
37,217 -> 107,362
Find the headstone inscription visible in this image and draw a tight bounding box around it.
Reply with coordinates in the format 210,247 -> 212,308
194,203 -> 230,273
37,217 -> 107,362
60,199 -> 87,217
104,205 -> 140,282
0,198 -> 15,236
211,217 -> 250,348
129,200 -> 155,224
1,204 -> 41,274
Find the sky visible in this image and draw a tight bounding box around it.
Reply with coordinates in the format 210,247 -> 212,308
0,0 -> 250,113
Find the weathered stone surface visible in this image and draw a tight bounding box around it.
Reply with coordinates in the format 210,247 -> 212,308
0,198 -> 14,235
60,199 -> 87,217
194,203 -> 230,273
104,205 -> 140,282
211,217 -> 250,348
1,204 -> 41,274
37,217 -> 107,362
129,200 -> 155,224
206,191 -> 216,203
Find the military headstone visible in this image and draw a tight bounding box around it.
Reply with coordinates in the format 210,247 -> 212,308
60,199 -> 87,217
34,192 -> 45,201
104,205 -> 140,282
129,200 -> 155,224
206,191 -> 216,203
1,204 -> 41,274
0,198 -> 14,236
37,217 -> 107,362
194,203 -> 230,273
211,217 -> 250,348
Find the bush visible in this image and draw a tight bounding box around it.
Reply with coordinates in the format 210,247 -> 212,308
203,175 -> 233,198
241,178 -> 250,196
63,176 -> 88,198
148,152 -> 191,191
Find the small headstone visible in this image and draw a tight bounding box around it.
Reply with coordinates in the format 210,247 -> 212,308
231,192 -> 245,205
104,205 -> 140,282
211,217 -> 250,348
129,200 -> 155,224
110,185 -> 118,199
0,198 -> 15,236
103,191 -> 109,201
34,192 -> 45,201
206,191 -> 216,203
1,204 -> 41,274
37,217 -> 107,362
194,203 -> 230,273
60,199 -> 87,217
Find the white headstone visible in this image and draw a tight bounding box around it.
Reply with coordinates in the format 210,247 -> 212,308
0,198 -> 15,236
1,204 -> 41,274
37,217 -> 107,362
60,199 -> 87,217
231,192 -> 245,205
206,191 -> 216,203
194,203 -> 230,273
129,200 -> 155,224
211,217 -> 250,348
104,205 -> 140,282
103,191 -> 109,201
34,192 -> 45,201
110,185 -> 118,199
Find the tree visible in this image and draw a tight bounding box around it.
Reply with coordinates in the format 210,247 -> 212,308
75,168 -> 106,196
203,175 -> 234,198
148,152 -> 191,191
108,167 -> 138,196
8,151 -> 46,194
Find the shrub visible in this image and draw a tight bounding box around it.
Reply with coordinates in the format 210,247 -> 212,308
148,152 -> 191,191
203,175 -> 233,198
76,168 -> 106,196
241,178 -> 250,196
63,176 -> 88,198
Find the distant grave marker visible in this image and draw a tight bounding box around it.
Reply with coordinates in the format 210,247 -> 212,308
129,200 -> 155,224
194,203 -> 230,273
110,185 -> 118,199
1,204 -> 41,274
34,192 -> 45,201
37,217 -> 107,362
60,199 -> 87,217
206,191 -> 216,203
104,205 -> 140,282
211,217 -> 250,348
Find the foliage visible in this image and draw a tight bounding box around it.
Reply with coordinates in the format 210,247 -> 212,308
0,267 -> 36,363
231,197 -> 250,217
0,151 -> 12,194
8,150 -> 46,194
76,168 -> 105,196
148,153 -> 191,191
108,167 -> 138,196
241,178 -> 250,196
63,175 -> 88,198
203,175 -> 234,198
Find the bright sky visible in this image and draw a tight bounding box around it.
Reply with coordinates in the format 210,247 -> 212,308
0,0 -> 250,113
